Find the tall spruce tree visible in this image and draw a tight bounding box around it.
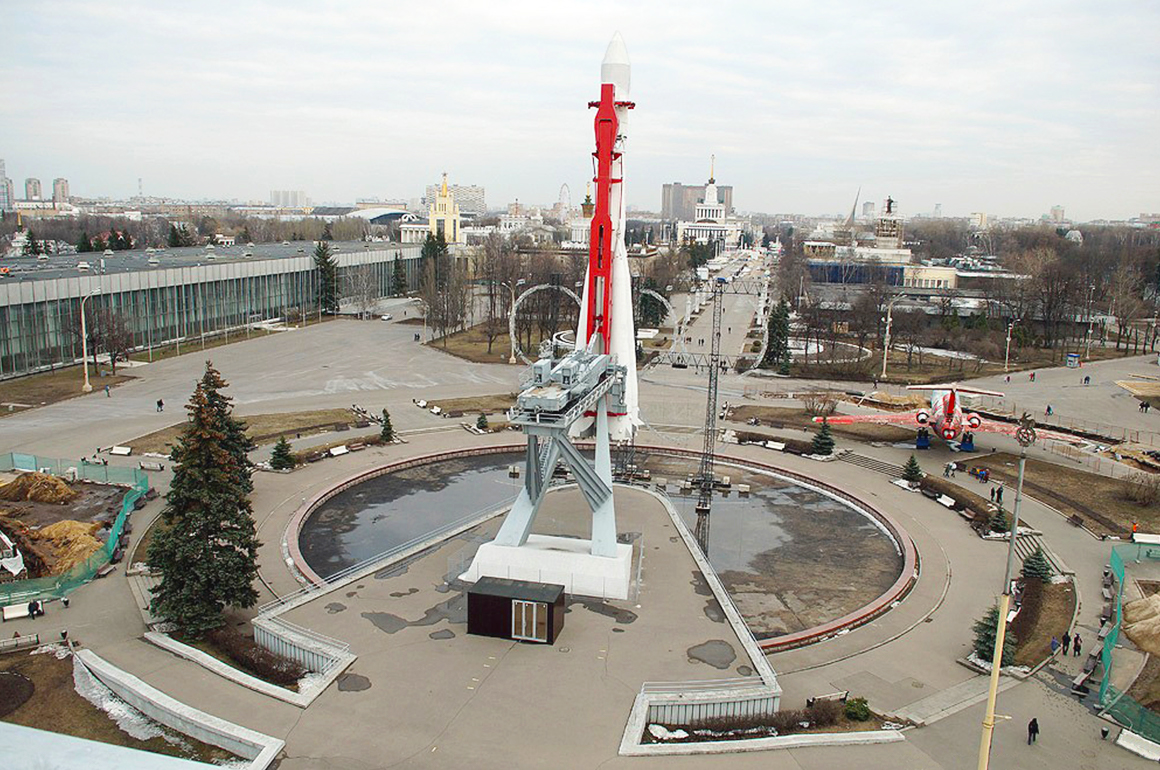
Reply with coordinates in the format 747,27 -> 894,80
314,241 -> 339,314
972,604 -> 1017,666
761,299 -> 791,370
196,362 -> 254,493
147,369 -> 260,636
811,419 -> 835,456
391,259 -> 407,296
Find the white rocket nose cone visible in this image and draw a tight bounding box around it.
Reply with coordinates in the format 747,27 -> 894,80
601,32 -> 630,96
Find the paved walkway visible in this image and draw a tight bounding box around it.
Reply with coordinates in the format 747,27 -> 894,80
1,318 -> 1156,768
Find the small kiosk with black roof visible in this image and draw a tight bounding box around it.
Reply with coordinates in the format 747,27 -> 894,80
467,577 -> 566,644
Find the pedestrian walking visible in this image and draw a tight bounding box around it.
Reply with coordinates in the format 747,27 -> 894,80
1027,718 -> 1039,744
997,486 -> 1004,505
104,384 -> 110,397
1062,631 -> 1071,652
944,464 -> 951,478
156,399 -> 164,412
990,487 -> 996,502
1084,375 -> 1090,386
1030,372 -> 1036,382
1050,636 -> 1060,655
1005,374 -> 1011,383
1140,401 -> 1147,413
1073,634 -> 1082,657
1045,404 -> 1053,417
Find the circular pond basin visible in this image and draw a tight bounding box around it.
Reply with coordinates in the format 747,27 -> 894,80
297,450 -> 905,641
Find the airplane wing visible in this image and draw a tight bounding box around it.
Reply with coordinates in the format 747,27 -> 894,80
813,412 -> 920,429
907,383 -> 1005,398
975,419 -> 1087,446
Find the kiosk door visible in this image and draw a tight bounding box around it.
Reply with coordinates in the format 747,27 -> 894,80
512,600 -> 549,642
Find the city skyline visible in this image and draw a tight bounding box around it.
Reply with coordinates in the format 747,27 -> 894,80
2,1 -> 1157,220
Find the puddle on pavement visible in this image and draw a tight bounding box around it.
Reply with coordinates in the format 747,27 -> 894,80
687,640 -> 736,669
325,602 -> 346,614
337,673 -> 371,691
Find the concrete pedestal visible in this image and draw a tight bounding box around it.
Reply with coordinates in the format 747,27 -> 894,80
460,534 -> 633,600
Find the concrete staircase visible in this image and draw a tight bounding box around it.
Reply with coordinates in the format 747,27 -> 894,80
838,452 -> 902,478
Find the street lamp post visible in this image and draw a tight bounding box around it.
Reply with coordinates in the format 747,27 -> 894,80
79,289 -> 100,393
881,298 -> 898,379
976,418 -> 1036,770
501,279 -> 526,364
1004,322 -> 1015,373
1085,284 -> 1096,360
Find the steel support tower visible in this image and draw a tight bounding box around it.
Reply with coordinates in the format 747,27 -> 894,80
694,279 -> 726,553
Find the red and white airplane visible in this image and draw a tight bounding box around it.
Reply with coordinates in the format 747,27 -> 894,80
814,384 -> 1080,445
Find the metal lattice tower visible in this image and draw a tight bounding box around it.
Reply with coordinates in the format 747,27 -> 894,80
694,279 -> 725,553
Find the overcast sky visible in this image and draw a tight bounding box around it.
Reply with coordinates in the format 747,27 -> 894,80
2,1 -> 1157,220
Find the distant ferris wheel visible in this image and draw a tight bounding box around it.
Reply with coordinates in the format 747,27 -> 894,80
558,183 -> 571,211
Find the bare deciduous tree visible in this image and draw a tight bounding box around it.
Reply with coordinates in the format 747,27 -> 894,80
344,263 -> 378,320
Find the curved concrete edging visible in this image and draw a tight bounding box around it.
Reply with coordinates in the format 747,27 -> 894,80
619,728 -> 904,757
143,631 -> 350,708
283,442 -> 920,655
74,648 -> 284,769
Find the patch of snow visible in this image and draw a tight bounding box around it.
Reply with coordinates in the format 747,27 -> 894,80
1050,574 -> 1071,584
966,651 -> 1031,675
648,724 -> 689,741
72,656 -> 181,745
30,644 -> 72,660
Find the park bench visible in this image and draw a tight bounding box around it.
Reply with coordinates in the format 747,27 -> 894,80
1068,514 -> 1085,528
2,603 -> 30,621
1101,601 -> 1113,622
1083,652 -> 1100,674
1071,669 -> 1093,694
138,460 -> 165,472
806,690 -> 849,708
1098,624 -> 1111,640
96,564 -> 117,578
1102,586 -> 1114,601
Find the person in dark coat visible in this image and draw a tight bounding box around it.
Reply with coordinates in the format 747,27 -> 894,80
1073,634 -> 1082,656
1027,717 -> 1039,744
1062,631 -> 1071,653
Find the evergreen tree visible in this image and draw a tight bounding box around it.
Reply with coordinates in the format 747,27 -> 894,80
147,374 -> 260,636
168,224 -> 181,248
314,241 -> 339,314
195,362 -> 255,492
990,510 -> 1011,533
240,226 -> 252,244
476,413 -> 489,430
76,232 -> 92,253
391,259 -> 407,296
811,419 -> 835,456
902,454 -> 924,483
972,604 -> 1017,666
1021,545 -> 1054,581
24,229 -> 41,256
778,346 -> 792,376
761,299 -> 791,370
321,221 -> 334,241
420,233 -> 450,287
270,436 -> 296,470
91,234 -> 107,251
380,408 -> 394,442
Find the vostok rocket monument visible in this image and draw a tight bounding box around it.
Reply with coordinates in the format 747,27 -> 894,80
461,34 -> 640,600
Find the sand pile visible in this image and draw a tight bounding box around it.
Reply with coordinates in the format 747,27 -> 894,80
1123,593 -> 1160,656
0,472 -> 79,504
32,520 -> 104,573
867,391 -> 927,408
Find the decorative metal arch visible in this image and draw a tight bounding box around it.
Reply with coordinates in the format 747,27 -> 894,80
509,284 -> 583,365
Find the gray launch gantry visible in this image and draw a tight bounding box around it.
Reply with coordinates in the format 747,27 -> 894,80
491,345 -> 628,559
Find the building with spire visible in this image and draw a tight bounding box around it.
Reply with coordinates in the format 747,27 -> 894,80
674,156 -> 750,247
400,173 -> 465,245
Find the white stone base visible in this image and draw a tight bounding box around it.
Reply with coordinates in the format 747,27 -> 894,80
459,534 -> 633,600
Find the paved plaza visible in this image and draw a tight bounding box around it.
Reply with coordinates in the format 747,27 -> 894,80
1,316 -> 1157,768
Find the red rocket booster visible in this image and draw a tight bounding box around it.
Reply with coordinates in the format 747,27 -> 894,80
585,53 -> 633,353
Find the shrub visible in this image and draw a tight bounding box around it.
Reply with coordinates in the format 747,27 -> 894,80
808,698 -> 843,727
844,696 -> 871,722
270,436 -> 296,470
206,626 -> 307,687
1021,546 -> 1054,581
990,510 -> 1011,533
811,420 -> 835,456
972,604 -> 1017,666
476,413 -> 489,430
1127,473 -> 1160,506
901,455 -> 924,484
